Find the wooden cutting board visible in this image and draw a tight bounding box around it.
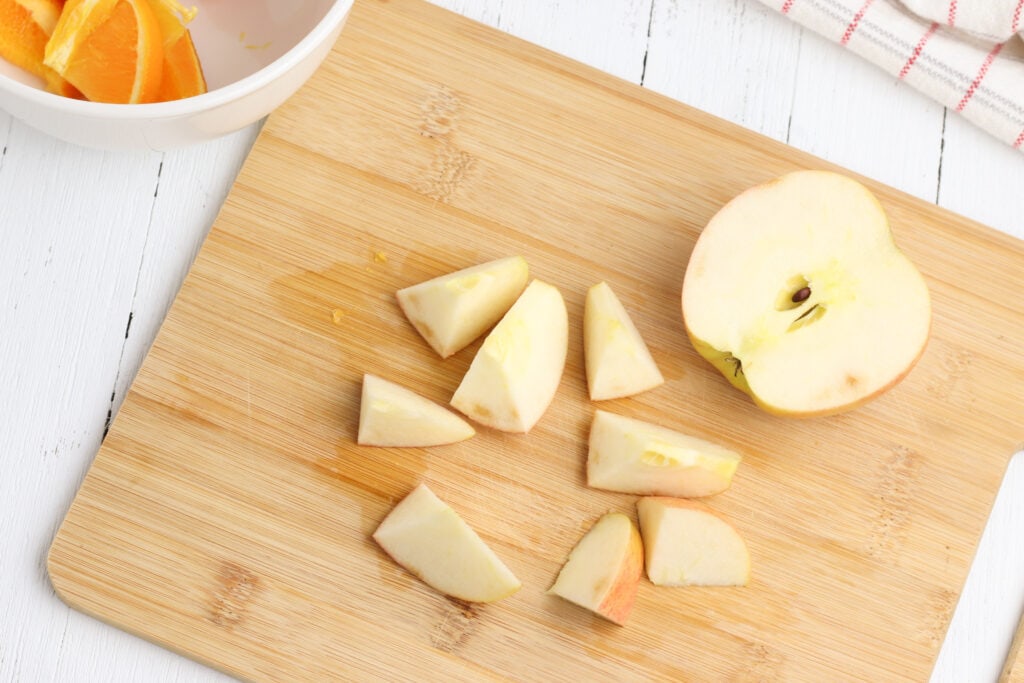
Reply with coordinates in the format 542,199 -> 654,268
48,0 -> 1024,680
1004,615 -> 1024,682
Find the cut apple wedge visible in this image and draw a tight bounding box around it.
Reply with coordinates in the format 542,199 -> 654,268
636,497 -> 750,586
357,374 -> 474,447
587,409 -> 741,497
450,279 -> 568,433
584,281 -> 664,400
548,512 -> 643,625
397,256 -> 529,358
682,170 -> 931,417
373,484 -> 521,603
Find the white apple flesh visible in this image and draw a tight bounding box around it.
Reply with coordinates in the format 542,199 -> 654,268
636,497 -> 750,587
587,409 -> 741,498
372,484 -> 521,603
548,512 -> 643,625
451,279 -> 568,433
357,374 -> 475,447
397,256 -> 529,358
682,170 -> 931,417
584,281 -> 664,400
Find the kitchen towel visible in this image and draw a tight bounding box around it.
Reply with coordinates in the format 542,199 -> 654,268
757,0 -> 1024,151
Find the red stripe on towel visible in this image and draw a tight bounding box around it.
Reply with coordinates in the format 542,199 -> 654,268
898,22 -> 939,79
956,42 -> 1003,112
841,0 -> 875,45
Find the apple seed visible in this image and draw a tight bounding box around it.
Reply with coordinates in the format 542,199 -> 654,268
791,286 -> 811,303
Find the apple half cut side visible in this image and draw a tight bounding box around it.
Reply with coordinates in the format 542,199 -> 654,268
547,512 -> 643,625
584,281 -> 664,400
451,279 -> 568,433
636,497 -> 750,587
587,409 -> 741,497
681,170 -> 931,417
372,484 -> 522,603
397,256 -> 529,358
357,374 -> 475,447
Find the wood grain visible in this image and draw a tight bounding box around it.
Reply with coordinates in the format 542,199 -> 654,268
46,0 -> 1024,680
1003,611 -> 1024,682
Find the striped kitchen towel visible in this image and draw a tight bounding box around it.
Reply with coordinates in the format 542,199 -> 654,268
759,0 -> 1024,151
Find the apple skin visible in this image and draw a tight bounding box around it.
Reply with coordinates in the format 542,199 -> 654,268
587,409 -> 741,498
681,170 -> 931,418
397,256 -> 529,358
584,281 -> 664,400
372,484 -> 521,603
450,279 -> 568,433
357,374 -> 475,447
547,512 -> 644,625
636,497 -> 750,587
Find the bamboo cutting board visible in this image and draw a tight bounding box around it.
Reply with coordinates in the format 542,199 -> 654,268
48,0 -> 1024,680
1004,615 -> 1024,682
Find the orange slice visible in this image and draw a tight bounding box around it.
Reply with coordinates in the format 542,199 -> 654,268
0,0 -> 80,96
44,0 -> 164,104
147,0 -> 196,48
145,0 -> 205,101
156,28 -> 206,101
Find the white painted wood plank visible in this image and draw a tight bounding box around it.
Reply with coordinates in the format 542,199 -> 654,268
932,452 -> 1024,683
432,0 -> 654,82
0,119 -> 163,682
643,1 -> 944,200
936,111 -> 1024,240
643,0 -> 801,140
787,28 -> 945,201
0,111 -> 11,155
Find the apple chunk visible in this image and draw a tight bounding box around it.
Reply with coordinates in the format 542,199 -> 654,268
636,497 -> 750,586
682,170 -> 931,417
397,256 -> 529,358
584,281 -> 664,400
357,374 -> 475,447
372,484 -> 521,603
548,512 -> 643,625
450,279 -> 568,432
587,409 -> 741,498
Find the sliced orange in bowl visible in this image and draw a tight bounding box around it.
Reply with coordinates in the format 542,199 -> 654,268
156,28 -> 206,101
44,0 -> 164,104
0,0 -> 81,96
147,0 -> 196,48
146,0 -> 205,101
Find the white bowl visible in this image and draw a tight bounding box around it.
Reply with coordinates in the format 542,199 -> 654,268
0,0 -> 354,150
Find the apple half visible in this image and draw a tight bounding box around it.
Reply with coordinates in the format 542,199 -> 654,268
357,374 -> 475,447
450,279 -> 568,432
636,497 -> 750,587
584,281 -> 664,400
372,483 -> 521,603
587,409 -> 741,498
547,512 -> 643,625
682,170 -> 931,417
397,256 -> 529,358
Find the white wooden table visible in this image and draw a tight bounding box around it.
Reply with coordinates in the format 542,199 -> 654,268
2,1 -> 1022,681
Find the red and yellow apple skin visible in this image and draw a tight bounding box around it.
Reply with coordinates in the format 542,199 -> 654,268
547,512 -> 644,625
682,170 -> 931,417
